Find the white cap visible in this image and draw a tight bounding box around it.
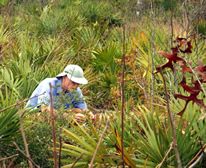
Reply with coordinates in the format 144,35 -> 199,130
56,64 -> 88,84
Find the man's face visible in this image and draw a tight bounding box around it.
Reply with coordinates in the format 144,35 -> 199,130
62,76 -> 79,92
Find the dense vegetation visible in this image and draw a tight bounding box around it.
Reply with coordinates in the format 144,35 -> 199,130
0,0 -> 206,167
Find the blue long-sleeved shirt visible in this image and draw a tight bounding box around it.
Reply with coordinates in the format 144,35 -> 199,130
25,77 -> 87,110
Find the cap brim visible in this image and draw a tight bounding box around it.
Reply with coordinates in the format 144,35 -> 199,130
56,72 -> 88,84
56,72 -> 67,78
69,75 -> 88,84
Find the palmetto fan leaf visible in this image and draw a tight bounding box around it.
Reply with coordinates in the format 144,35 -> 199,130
67,27 -> 100,64
55,120 -> 115,167
125,106 -> 204,167
92,41 -> 117,66
0,87 -> 20,143
0,108 -> 19,143
0,25 -> 14,44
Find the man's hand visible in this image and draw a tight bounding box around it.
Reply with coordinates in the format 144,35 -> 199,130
71,108 -> 95,120
88,111 -> 96,120
63,112 -> 85,122
63,108 -> 96,122
71,108 -> 83,113
41,106 -> 58,119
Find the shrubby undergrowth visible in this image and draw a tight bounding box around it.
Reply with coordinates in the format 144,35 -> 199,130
0,0 -> 206,167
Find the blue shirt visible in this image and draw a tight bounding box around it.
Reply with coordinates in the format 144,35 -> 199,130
25,77 -> 87,110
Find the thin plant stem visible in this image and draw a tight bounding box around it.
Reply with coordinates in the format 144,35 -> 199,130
170,0 -> 174,47
0,92 -> 46,113
157,143 -> 173,168
58,136 -> 62,168
150,0 -> 155,114
71,153 -> 83,168
16,101 -> 33,168
89,120 -> 110,168
160,70 -> 182,168
49,83 -> 57,168
13,142 -> 40,168
186,144 -> 206,168
133,66 -> 149,106
0,154 -> 19,162
7,158 -> 16,168
188,152 -> 206,168
121,23 -> 125,168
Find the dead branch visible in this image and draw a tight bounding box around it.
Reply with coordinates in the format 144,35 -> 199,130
160,69 -> 182,168
186,144 -> 206,168
0,154 -> 19,162
89,120 -> 110,168
13,142 -> 40,168
157,143 -> 173,168
58,136 -> 62,168
7,158 -> 17,168
0,91 -> 46,113
16,101 -> 33,168
121,23 -> 126,168
49,82 -> 57,168
70,153 -> 84,168
150,0 -> 155,114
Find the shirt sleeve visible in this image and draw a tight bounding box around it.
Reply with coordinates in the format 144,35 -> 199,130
25,79 -> 51,109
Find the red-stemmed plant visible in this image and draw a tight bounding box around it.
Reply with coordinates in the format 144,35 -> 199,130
156,37 -> 206,117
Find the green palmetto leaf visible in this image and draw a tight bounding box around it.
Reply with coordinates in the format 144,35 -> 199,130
70,120 -> 111,158
125,105 -> 205,167
92,41 -> 117,67
0,89 -> 20,142
61,162 -> 87,168
0,25 -> 13,43
111,128 -> 136,168
1,67 -> 22,97
134,118 -> 165,163
58,120 -> 115,167
69,122 -> 98,149
62,128 -> 95,152
192,116 -> 206,143
60,144 -> 103,163
176,116 -> 205,164
102,113 -> 137,168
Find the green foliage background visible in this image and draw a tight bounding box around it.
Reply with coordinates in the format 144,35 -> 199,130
0,0 -> 206,167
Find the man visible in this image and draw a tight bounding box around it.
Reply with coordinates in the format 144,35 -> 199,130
26,64 -> 94,120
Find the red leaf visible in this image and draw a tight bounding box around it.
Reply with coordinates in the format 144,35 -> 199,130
175,93 -> 205,116
177,102 -> 189,116
171,47 -> 179,53
174,37 -> 186,43
182,41 -> 192,53
171,40 -> 192,54
178,61 -> 192,74
195,60 -> 206,75
179,75 -> 186,85
157,51 -> 177,59
156,61 -> 174,72
156,52 -> 184,72
174,94 -> 189,101
174,80 -> 205,116
181,84 -> 202,95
